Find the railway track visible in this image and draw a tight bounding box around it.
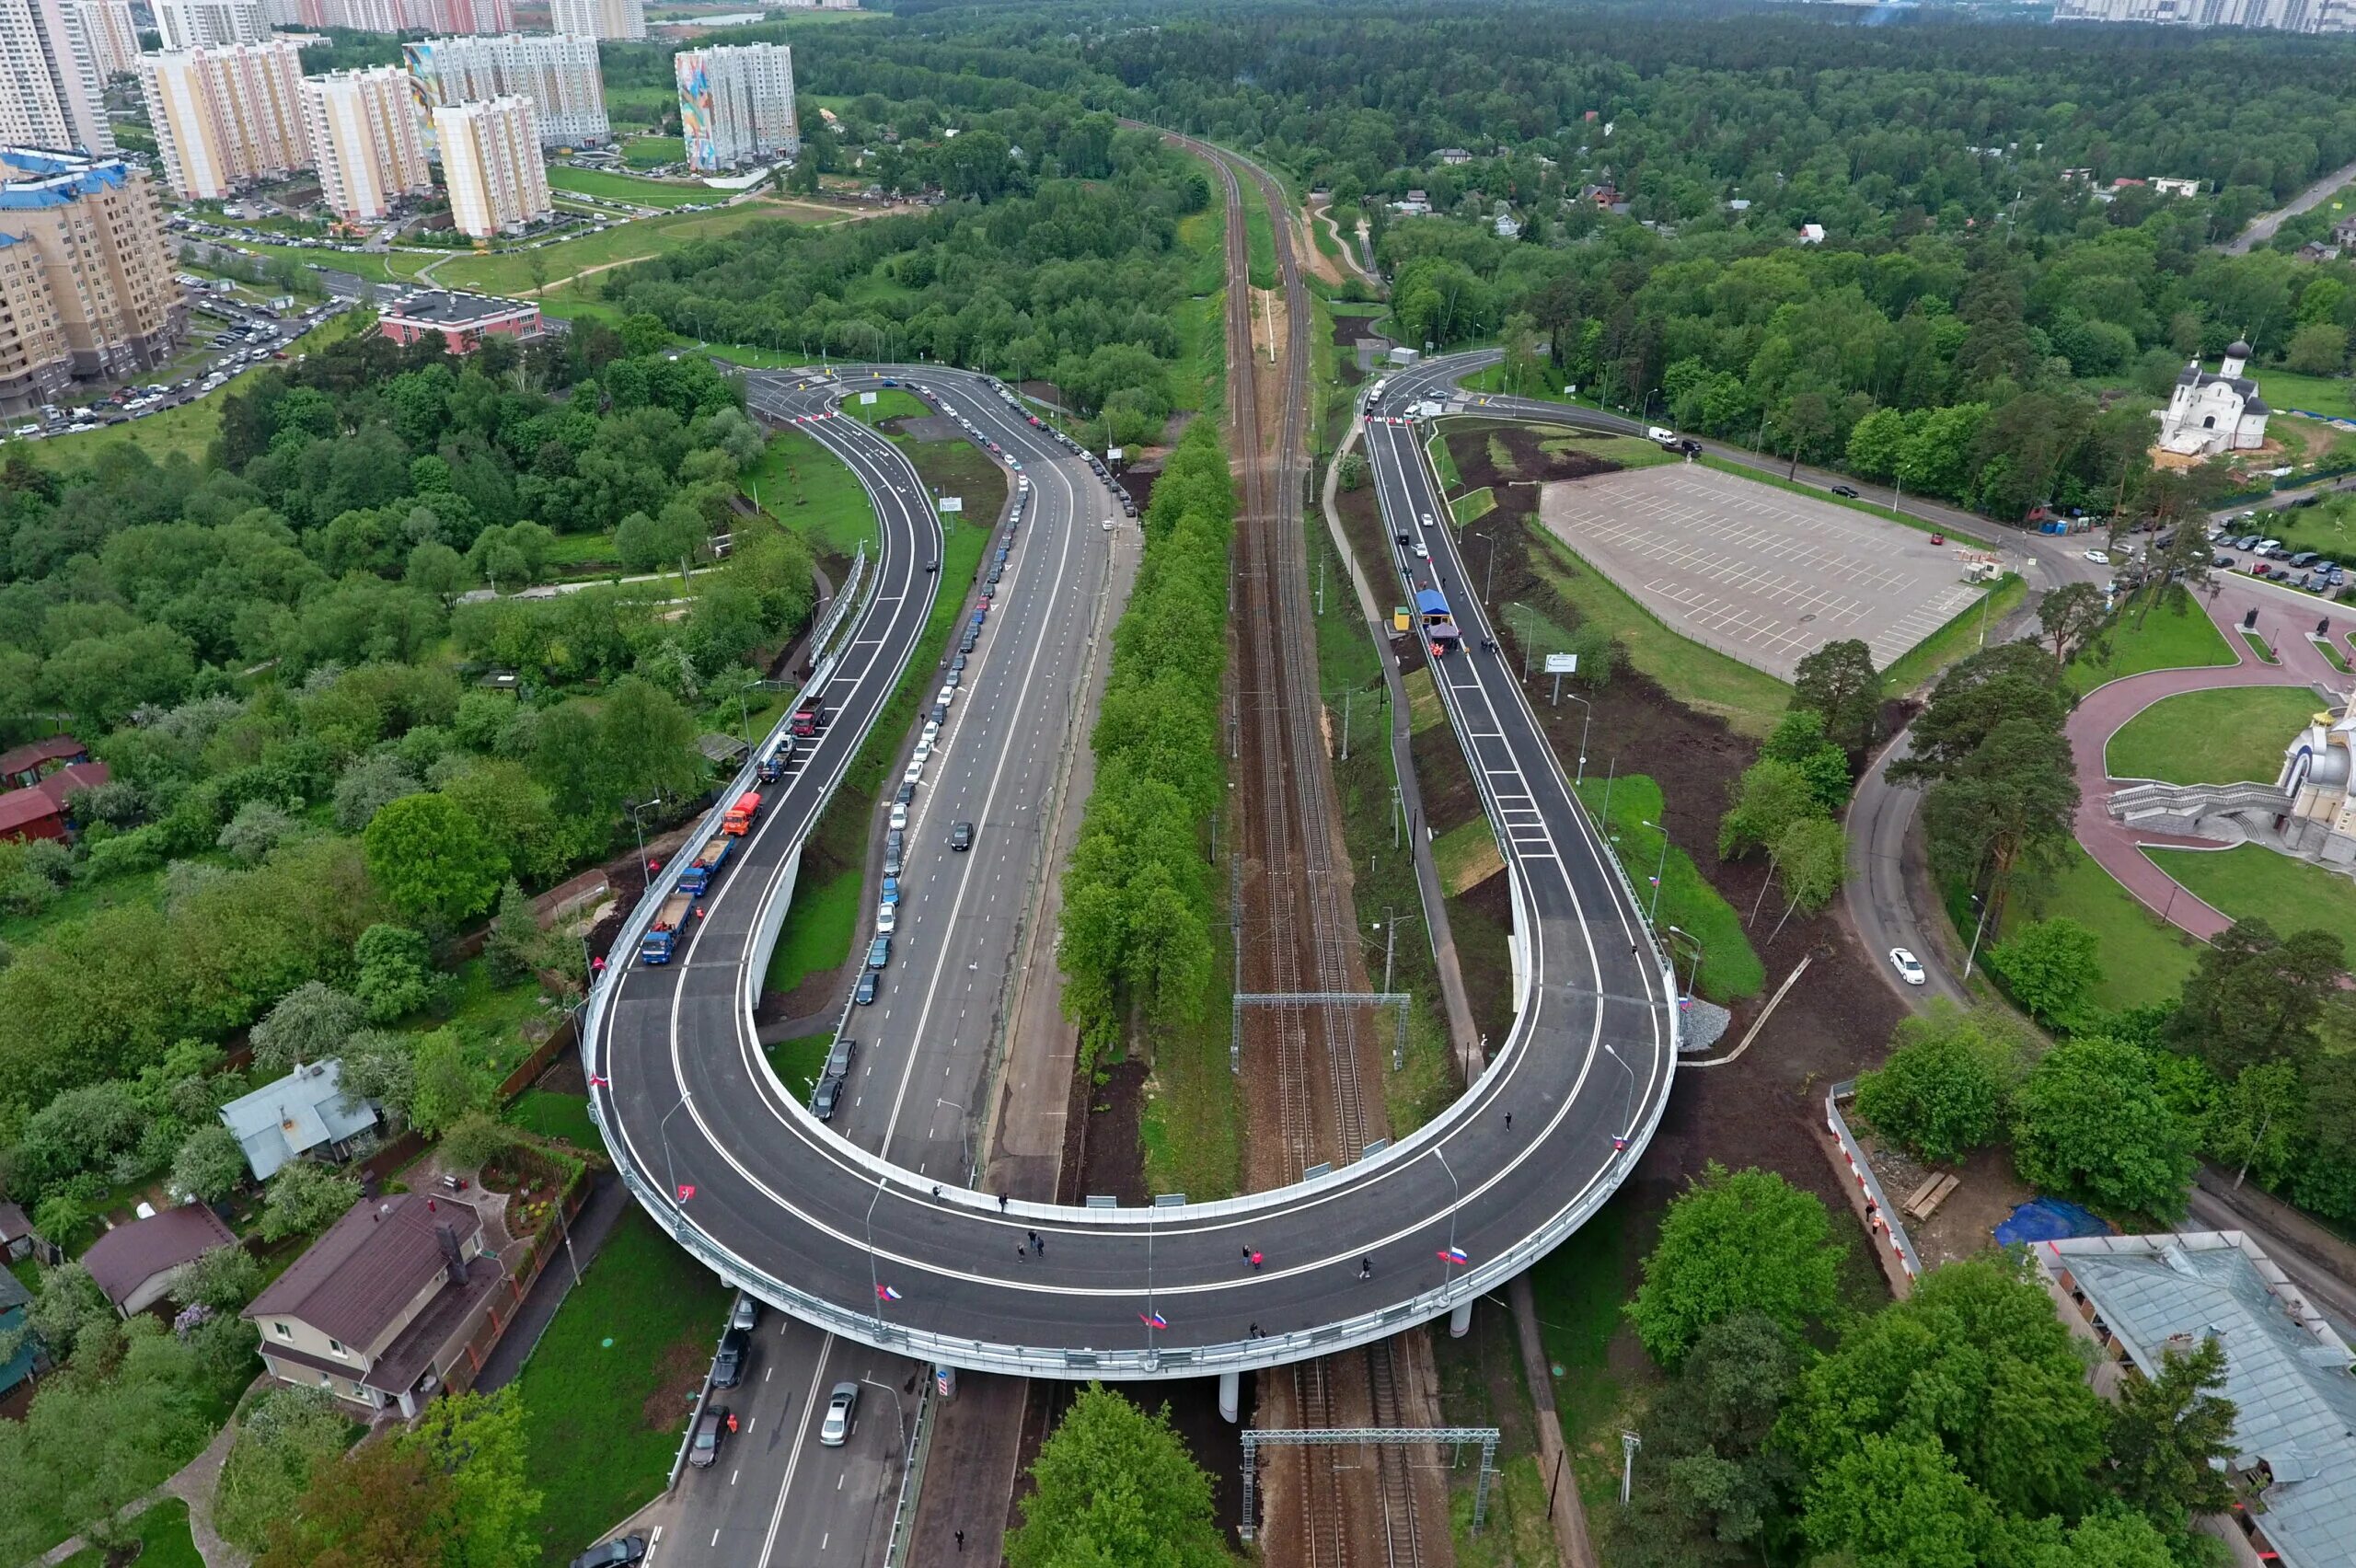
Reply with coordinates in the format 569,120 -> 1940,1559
1174,128 -> 1434,1568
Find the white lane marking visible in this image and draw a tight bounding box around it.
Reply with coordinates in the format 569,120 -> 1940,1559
756,1335 -> 838,1568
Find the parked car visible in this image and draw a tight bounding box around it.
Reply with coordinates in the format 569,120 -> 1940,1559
810,1075 -> 841,1121
2252,562 -> 2274,577
2082,548 -> 2110,566
867,935 -> 891,969
569,1538 -> 647,1568
688,1408 -> 729,1468
2213,554 -> 2235,569
876,902 -> 896,935
731,1297 -> 760,1333
711,1328 -> 749,1388
1829,484 -> 1859,498
826,1038 -> 857,1079
1888,948 -> 1926,986
819,1382 -> 859,1447
854,970 -> 878,1006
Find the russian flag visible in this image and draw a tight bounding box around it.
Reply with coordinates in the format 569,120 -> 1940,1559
875,1285 -> 903,1303
1139,1310 -> 1169,1330
1437,1246 -> 1470,1265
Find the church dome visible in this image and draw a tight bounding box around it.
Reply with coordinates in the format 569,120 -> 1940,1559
2226,339 -> 2253,358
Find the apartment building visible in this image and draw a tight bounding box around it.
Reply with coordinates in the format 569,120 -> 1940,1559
263,0 -> 506,30
0,0 -> 115,154
151,0 -> 269,48
66,0 -> 136,75
548,0 -> 642,40
136,40 -> 308,201
404,32 -> 608,148
2053,0 -> 2356,26
434,95 -> 549,237
676,40 -> 796,172
0,148 -> 182,399
299,65 -> 431,224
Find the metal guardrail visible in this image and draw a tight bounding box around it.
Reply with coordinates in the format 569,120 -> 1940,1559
1827,1078 -> 1922,1281
582,363 -> 1676,1376
880,1378 -> 936,1566
808,542 -> 867,663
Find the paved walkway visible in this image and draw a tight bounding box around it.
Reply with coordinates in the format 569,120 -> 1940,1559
473,1170 -> 629,1393
36,1381 -> 260,1568
2064,576 -> 2343,940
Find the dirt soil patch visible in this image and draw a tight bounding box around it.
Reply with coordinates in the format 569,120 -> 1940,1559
1450,422 -> 1625,490
642,1340 -> 707,1429
1851,1136 -> 2032,1270
536,1052 -> 586,1095
1073,1056 -> 1148,1205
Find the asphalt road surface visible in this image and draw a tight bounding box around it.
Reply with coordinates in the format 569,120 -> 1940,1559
586,353 -> 1676,1378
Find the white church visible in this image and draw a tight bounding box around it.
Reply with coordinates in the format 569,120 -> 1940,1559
2155,339 -> 2271,458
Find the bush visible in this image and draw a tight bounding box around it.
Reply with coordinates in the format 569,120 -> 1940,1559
1854,1022 -> 2009,1165
353,924 -> 433,1022
217,800 -> 298,864
2013,1038 -> 2196,1218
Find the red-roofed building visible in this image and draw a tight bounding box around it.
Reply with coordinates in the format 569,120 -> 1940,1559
0,761 -> 108,842
0,735 -> 87,790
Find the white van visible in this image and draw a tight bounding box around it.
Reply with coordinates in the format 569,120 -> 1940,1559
1646,425 -> 1677,444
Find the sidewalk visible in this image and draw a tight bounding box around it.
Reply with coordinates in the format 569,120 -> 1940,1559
472,1171 -> 629,1393
36,1382 -> 258,1568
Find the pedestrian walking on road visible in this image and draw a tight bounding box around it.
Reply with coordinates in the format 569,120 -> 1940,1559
1034,1233 -> 1046,1256
999,1193 -> 1010,1212
1360,1257 -> 1373,1279
931,1184 -> 942,1201
1028,1229 -> 1041,1251
1504,1110 -> 1512,1132
1249,1322 -> 1259,1338
955,1531 -> 964,1552
1250,1251 -> 1264,1271
1016,1241 -> 1025,1261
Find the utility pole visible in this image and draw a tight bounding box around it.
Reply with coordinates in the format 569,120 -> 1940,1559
1620,1432 -> 1641,1506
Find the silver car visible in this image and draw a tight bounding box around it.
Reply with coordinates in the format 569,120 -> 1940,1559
818,1381 -> 858,1447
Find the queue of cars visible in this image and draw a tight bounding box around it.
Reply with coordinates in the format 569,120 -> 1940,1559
6,294 -> 345,444
2210,515 -> 2350,594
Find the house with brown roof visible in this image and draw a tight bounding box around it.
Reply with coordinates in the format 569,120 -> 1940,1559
0,761 -> 108,843
242,1193 -> 510,1419
0,1200 -> 40,1261
82,1203 -> 237,1316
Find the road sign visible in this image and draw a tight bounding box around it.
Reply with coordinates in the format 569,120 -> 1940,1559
1107,446 -> 1125,463
1544,652 -> 1579,674
859,390 -> 877,405
938,497 -> 963,513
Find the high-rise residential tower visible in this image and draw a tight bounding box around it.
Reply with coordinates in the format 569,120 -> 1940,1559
0,147 -> 181,399
136,40 -> 307,199
151,0 -> 270,48
404,32 -> 607,147
676,40 -> 796,172
548,0 -> 642,41
298,65 -> 431,224
65,0 -> 137,76
433,94 -> 549,237
0,0 -> 116,154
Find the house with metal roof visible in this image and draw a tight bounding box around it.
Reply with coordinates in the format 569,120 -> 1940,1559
217,1059 -> 380,1182
81,1203 -> 238,1316
2038,1230 -> 2356,1568
0,1266 -> 42,1399
242,1192 -> 507,1419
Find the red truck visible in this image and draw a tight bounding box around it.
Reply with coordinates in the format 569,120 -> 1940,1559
790,693 -> 826,737
722,790 -> 763,836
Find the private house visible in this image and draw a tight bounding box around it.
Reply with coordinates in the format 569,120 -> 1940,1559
242,1193 -> 507,1418
81,1203 -> 237,1317
2335,214 -> 2356,248
218,1059 -> 380,1182
2153,176 -> 2201,198
2038,1231 -> 2356,1568
0,735 -> 87,790
0,1268 -> 41,1401
1434,146 -> 1472,166
0,1200 -> 40,1261
0,761 -> 108,843
1797,223 -> 1826,244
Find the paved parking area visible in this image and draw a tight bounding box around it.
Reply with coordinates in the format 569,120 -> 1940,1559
1535,464 -> 1991,679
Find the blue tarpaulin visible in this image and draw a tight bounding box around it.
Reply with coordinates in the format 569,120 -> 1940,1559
1993,1197 -> 2112,1250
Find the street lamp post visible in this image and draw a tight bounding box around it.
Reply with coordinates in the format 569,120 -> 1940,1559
658,1090 -> 696,1206
865,1171 -> 886,1333
1603,1044 -> 1635,1148
1434,1145 -> 1461,1280
860,1375 -> 909,1463
936,1097 -> 974,1184
1641,820 -> 1670,926
1558,692 -> 1592,784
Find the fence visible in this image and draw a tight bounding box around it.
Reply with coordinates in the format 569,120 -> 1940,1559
438,1159 -> 593,1401
1825,1079 -> 1921,1282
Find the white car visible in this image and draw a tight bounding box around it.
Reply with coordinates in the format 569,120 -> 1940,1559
876,902 -> 896,934
2082,548 -> 2110,566
912,740 -> 932,766
888,801 -> 908,831
936,685 -> 956,707
902,760 -> 924,785
1412,541 -> 1430,559
818,1382 -> 857,1447
1888,948 -> 1927,986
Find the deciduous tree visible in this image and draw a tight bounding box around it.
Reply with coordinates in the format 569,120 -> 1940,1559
2012,1037 -> 2195,1217
2168,917 -> 2344,1077
363,792 -> 506,927
259,1159 -> 361,1242
1006,1384 -> 1235,1568
1985,917 -> 2103,1032
1628,1163 -> 1843,1366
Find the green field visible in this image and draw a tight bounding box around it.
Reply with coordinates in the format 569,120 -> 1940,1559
2248,367 -> 2356,421
1572,774 -> 1766,1001
1523,529 -> 1792,739
2105,685 -> 2320,785
2066,591 -> 2237,694
761,865 -> 861,995
433,207 -> 781,298
507,1088 -> 598,1150
745,425 -> 882,558
623,135 -> 687,170
57,1499 -> 201,1568
2255,502 -> 2356,559
213,238 -> 436,285
516,1208 -> 732,1566
2006,841 -> 2200,1013
847,387 -> 930,425
2145,843 -> 2356,958
546,165 -> 710,209
1534,430 -> 1680,469
29,309 -> 371,468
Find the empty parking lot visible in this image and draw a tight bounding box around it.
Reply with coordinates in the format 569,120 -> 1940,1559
1534,464 -> 1991,680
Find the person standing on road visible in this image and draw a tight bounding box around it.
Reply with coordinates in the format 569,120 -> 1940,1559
1360,1257 -> 1373,1279
1504,1110 -> 1512,1132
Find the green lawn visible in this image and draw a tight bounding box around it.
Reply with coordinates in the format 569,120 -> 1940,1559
2250,500 -> 2356,559
546,166 -> 710,209
433,207 -> 779,298
1243,195 -> 1276,290
2248,367 -> 2355,421
603,86 -> 672,130
1138,933 -> 1243,1204
745,425 -> 882,559
1534,430 -> 1680,469
1449,486 -> 1496,525
1523,1198 -> 1638,1456
763,1031 -> 834,1101
761,865 -> 860,995
1880,574 -> 2022,697
2242,628 -> 2281,664
2006,841 -> 2200,1013
2145,842 -> 2356,957
622,135 -> 687,170
57,1498 -> 201,1568
1524,529 -> 1792,740
507,1089 -> 598,1150
515,1206 -> 731,1567
1572,774 -> 1766,1001
30,310 -> 371,468
846,387 -> 930,425
2105,686 -> 2319,785
2065,591 -> 2237,695
209,239 -> 436,286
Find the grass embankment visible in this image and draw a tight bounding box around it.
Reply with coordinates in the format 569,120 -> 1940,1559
746,426 -> 882,559
33,309 -> 372,467
1449,486 -> 1496,525
847,387 -> 931,425
2065,590 -> 2237,694
2146,843 -> 2356,956
761,866 -> 860,995
1432,816 -> 1505,895
507,1088 -> 598,1150
2005,841 -> 2200,1013
1426,429 -> 1465,490
545,166 -> 710,209
1880,574 -> 2024,697
1523,530 -> 1791,739
1536,430 -> 1680,469
1572,774 -> 1766,1001
764,1032 -> 835,1101
56,1499 -> 200,1568
434,207 -> 780,300
516,1208 -> 733,1566
1243,196 -> 1277,290
2105,686 -> 2323,785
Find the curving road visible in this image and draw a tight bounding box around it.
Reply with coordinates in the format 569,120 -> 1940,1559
585,354 -> 1678,1377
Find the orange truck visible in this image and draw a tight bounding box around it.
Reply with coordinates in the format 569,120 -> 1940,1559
722,790 -> 763,836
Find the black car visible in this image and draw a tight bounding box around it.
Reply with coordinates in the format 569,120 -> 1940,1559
688,1407 -> 728,1469
811,1076 -> 841,1121
826,1038 -> 857,1078
895,781 -> 916,806
1396,531 -> 1412,547
570,1539 -> 647,1568
950,821 -> 975,852
930,703 -> 949,726
1829,484 -> 1859,499
951,654 -> 967,673
2213,554 -> 2235,569
712,1327 -> 749,1388
854,970 -> 878,1005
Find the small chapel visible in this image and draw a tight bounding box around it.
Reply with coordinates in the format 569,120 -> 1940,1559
2154,338 -> 2271,458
